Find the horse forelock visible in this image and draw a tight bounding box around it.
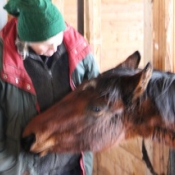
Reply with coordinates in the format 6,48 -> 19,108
97,75 -> 122,104
97,68 -> 140,104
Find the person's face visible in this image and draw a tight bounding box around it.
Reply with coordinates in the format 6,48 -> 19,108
29,32 -> 63,57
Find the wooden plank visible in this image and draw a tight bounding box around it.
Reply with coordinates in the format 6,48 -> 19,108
101,4 -> 143,14
52,0 -> 64,13
84,0 -> 102,69
152,0 -> 174,72
164,0 -> 174,71
63,0 -> 77,29
120,138 -> 145,160
153,142 -> 169,175
152,0 -> 165,70
77,0 -> 84,35
144,0 -> 153,66
98,144 -> 148,175
150,2 -> 171,174
102,0 -> 141,4
173,0 -> 175,72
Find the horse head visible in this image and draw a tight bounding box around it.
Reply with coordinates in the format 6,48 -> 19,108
22,51 -> 157,156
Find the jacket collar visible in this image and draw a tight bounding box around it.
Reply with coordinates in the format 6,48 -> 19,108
0,18 -> 36,94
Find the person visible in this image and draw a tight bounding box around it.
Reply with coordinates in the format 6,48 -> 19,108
0,0 -> 99,175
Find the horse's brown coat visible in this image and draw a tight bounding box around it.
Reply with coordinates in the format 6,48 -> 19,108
22,51 -> 175,156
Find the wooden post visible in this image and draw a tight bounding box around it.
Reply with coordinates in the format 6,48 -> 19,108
152,0 -> 166,70
84,0 -> 101,69
151,1 -> 173,174
152,0 -> 174,72
173,0 -> 175,71
144,0 -> 153,66
164,0 -> 174,71
144,1 -> 174,174
77,0 -> 84,35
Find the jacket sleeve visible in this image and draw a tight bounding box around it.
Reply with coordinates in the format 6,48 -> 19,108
0,38 -> 5,157
0,83 -> 17,175
0,105 -> 5,153
0,102 -> 18,174
82,53 -> 100,80
83,151 -> 93,175
72,53 -> 100,87
0,39 -> 18,174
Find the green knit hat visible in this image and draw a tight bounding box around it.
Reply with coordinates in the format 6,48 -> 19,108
4,0 -> 66,42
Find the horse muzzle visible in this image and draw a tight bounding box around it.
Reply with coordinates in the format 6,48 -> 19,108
21,133 -> 36,152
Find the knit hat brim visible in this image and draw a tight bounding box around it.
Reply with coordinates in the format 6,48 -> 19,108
4,0 -> 66,42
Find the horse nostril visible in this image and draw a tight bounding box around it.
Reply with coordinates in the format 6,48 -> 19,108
21,133 -> 36,152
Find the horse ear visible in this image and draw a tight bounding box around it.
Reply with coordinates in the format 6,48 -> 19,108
117,51 -> 141,69
132,62 -> 152,101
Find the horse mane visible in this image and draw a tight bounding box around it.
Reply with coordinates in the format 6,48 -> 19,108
147,70 -> 175,126
96,68 -> 175,127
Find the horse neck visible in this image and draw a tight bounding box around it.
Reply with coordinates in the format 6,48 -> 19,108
134,95 -> 161,123
145,71 -> 175,126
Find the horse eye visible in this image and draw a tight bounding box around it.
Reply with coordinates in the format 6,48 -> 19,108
91,106 -> 101,113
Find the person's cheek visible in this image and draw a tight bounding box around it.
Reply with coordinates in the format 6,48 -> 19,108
37,46 -> 47,55
45,50 -> 55,57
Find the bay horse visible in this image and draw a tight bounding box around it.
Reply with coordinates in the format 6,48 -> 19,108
21,51 -> 175,158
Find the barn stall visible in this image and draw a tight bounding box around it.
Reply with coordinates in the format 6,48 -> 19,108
1,0 -> 175,174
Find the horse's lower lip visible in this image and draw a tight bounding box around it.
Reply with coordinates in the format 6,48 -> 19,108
21,133 -> 36,152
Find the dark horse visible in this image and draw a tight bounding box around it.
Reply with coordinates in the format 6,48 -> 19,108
22,51 -> 175,157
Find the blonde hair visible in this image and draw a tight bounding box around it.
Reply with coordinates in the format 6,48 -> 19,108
15,36 -> 29,59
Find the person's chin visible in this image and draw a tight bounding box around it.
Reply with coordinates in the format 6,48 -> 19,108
44,52 -> 54,57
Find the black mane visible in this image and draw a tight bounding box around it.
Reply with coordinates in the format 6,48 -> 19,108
147,70 -> 175,125
97,68 -> 175,126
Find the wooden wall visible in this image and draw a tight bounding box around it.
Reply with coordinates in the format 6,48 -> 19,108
0,0 -> 7,30
100,0 -> 144,71
52,0 -> 175,174
152,0 -> 174,72
54,0 -> 144,71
